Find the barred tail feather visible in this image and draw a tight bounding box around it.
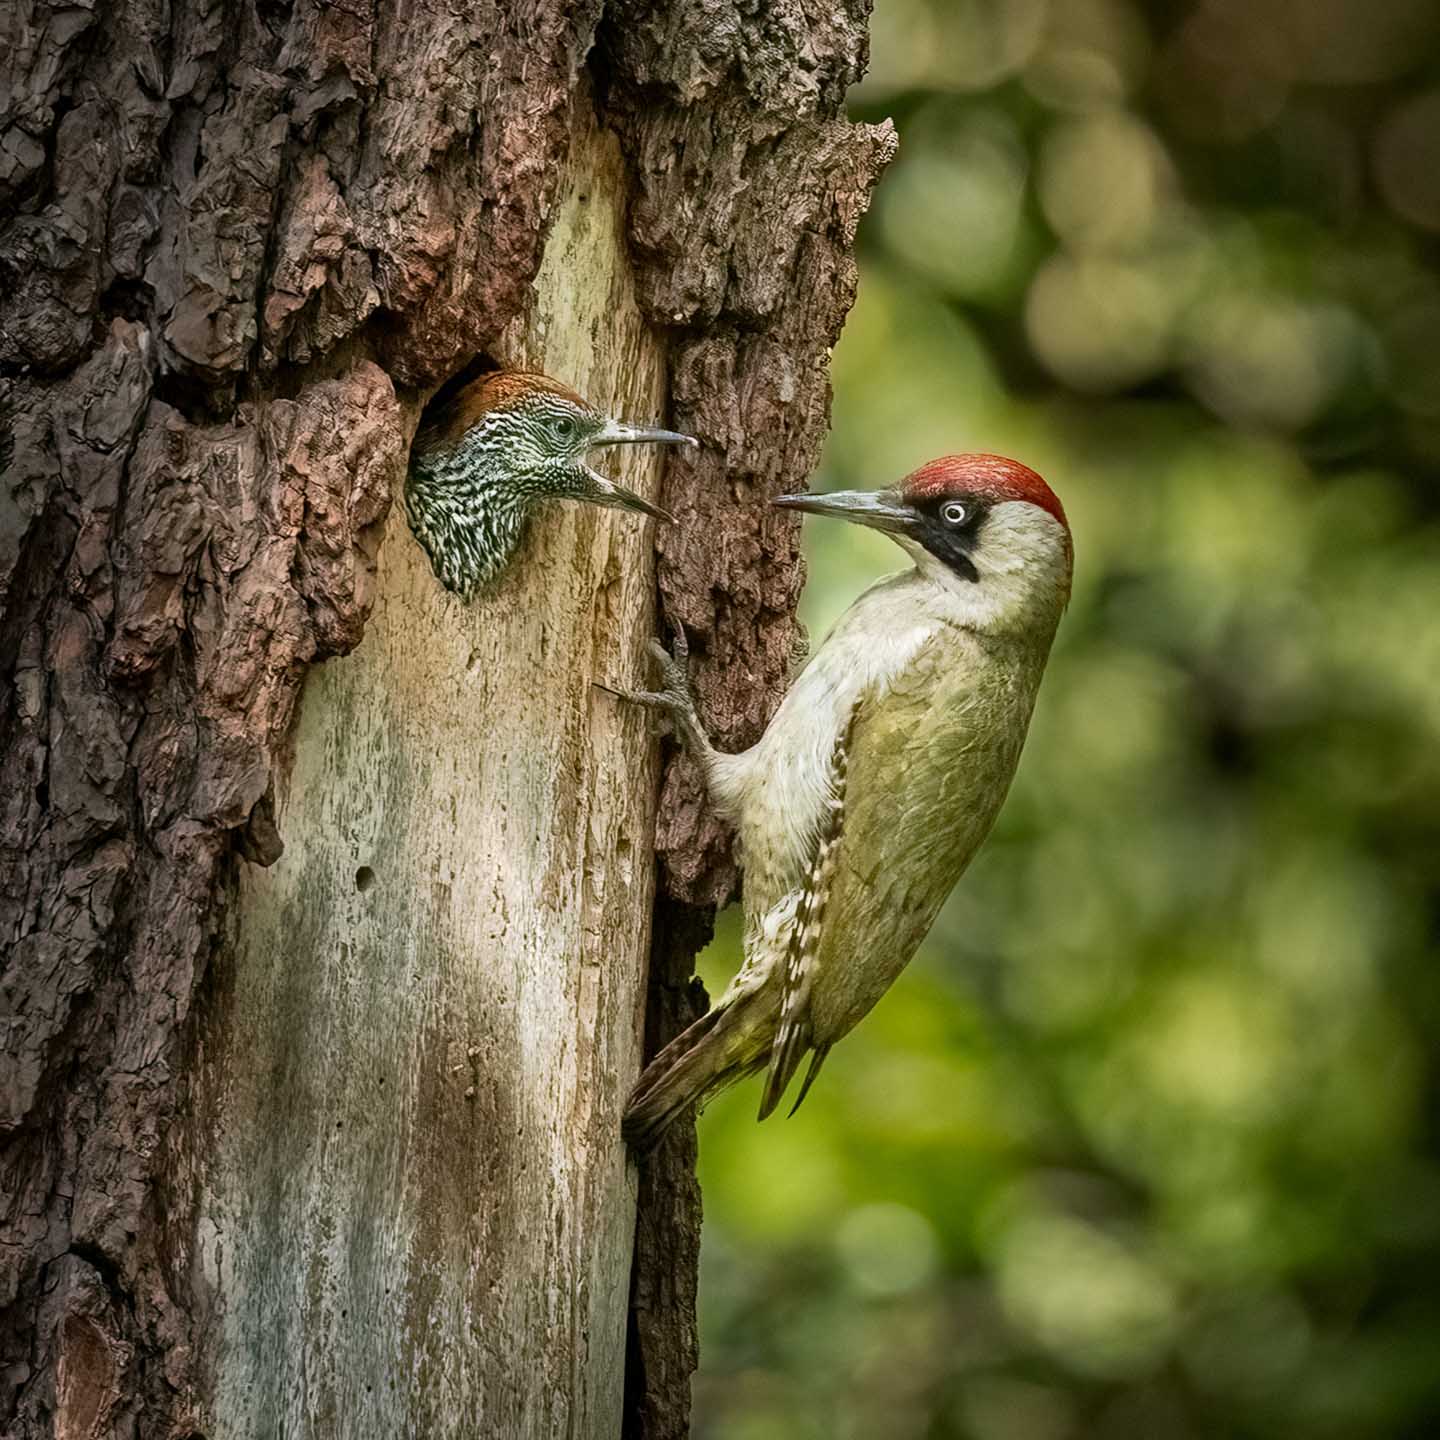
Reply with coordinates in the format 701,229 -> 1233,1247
787,1043 -> 832,1118
622,997 -> 768,1152
756,1011 -> 811,1121
758,717 -> 853,1121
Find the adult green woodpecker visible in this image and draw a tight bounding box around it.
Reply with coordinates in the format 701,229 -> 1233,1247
615,454 -> 1072,1148
405,371 -> 696,598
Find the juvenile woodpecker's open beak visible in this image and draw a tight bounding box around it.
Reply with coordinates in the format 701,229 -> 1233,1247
772,488 -> 914,535
579,465 -> 675,523
590,418 -> 699,451
578,417 -> 694,523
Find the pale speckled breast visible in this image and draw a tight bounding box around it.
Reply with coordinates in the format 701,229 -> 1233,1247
807,626 -> 1044,1041
726,571 -> 940,951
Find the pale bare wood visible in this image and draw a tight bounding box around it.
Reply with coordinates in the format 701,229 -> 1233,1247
206,118 -> 667,1438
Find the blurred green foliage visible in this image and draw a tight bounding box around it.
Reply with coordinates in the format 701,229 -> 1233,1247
692,2 -> 1440,1436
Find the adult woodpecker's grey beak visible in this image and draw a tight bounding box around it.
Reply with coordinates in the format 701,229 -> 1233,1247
772,488 -> 913,535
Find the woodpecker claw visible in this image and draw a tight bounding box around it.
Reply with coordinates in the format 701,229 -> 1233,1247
604,685 -> 673,720
651,628 -> 696,710
602,624 -> 705,753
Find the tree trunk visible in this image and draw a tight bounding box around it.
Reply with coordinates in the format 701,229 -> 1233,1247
0,1 -> 891,1435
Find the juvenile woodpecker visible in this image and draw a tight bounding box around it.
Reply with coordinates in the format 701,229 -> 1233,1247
405,370 -> 695,598
615,454 -> 1072,1147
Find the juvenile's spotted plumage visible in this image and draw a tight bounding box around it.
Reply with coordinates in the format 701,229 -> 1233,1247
614,454 -> 1072,1148
405,370 -> 696,598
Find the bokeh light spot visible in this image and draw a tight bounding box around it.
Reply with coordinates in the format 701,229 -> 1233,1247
836,1203 -> 941,1296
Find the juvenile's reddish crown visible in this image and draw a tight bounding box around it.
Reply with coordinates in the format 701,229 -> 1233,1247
902,453 -> 1067,532
423,371 -> 588,450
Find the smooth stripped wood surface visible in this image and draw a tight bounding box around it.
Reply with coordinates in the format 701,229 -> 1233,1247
200,113 -> 667,1440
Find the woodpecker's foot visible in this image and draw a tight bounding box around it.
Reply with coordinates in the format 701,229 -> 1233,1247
602,626 -> 709,754
787,622 -> 810,678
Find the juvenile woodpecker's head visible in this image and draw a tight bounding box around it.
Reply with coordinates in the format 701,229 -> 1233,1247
774,454 -> 1072,631
405,370 -> 696,598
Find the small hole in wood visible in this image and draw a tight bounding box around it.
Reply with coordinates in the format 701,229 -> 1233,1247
415,351 -> 503,446
355,866 -> 376,893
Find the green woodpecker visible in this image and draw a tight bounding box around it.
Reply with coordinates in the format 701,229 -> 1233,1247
405,370 -> 695,598
615,454 -> 1072,1147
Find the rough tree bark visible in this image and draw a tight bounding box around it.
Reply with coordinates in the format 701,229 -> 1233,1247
0,0 -> 892,1435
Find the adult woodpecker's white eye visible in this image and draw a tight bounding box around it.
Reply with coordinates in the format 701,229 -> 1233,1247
552,415 -> 577,441
941,500 -> 968,526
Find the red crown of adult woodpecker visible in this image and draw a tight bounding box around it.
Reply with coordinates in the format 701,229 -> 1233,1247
899,453 -> 1068,532
774,452 -> 1068,586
